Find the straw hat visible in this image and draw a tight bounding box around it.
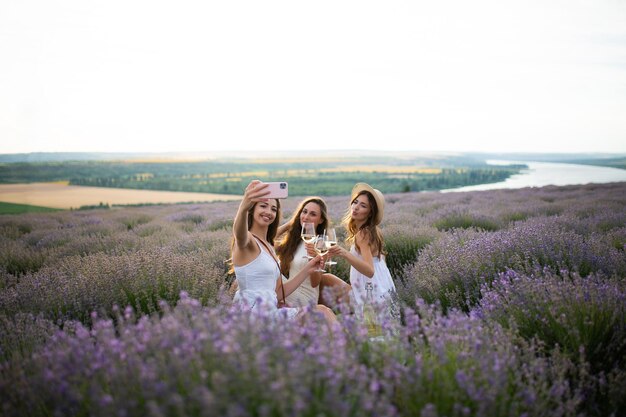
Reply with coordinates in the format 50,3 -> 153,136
351,183 -> 385,225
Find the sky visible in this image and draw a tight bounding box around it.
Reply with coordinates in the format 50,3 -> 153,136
1,0 -> 625,155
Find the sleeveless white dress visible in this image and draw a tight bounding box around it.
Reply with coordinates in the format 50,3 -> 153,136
349,247 -> 397,314
281,243 -> 319,307
233,238 -> 299,319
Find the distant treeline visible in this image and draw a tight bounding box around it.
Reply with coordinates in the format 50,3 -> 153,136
68,168 -> 519,194
562,157 -> 626,170
0,157 -> 523,195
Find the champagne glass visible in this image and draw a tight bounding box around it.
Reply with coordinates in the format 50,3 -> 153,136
301,222 -> 316,259
324,228 -> 338,266
313,235 -> 328,272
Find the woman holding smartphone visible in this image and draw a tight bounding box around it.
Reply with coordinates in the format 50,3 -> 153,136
326,183 -> 396,312
230,180 -> 336,324
275,197 -> 351,308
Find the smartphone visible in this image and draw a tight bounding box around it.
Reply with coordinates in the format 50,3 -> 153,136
264,181 -> 288,199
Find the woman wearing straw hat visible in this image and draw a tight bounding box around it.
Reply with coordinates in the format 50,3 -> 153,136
326,183 -> 396,311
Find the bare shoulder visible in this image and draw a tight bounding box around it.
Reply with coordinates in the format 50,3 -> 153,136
233,231 -> 261,265
355,228 -> 372,243
356,228 -> 380,257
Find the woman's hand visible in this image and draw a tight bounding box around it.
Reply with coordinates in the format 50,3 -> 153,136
305,254 -> 324,272
326,243 -> 347,259
242,180 -> 270,209
304,242 -> 317,258
282,254 -> 324,298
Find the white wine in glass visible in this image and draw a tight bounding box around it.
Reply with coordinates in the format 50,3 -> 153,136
324,228 -> 338,266
301,222 -> 316,259
313,235 -> 328,272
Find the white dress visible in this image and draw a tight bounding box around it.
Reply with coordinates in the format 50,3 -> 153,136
281,243 -> 319,307
349,247 -> 397,315
233,237 -> 299,319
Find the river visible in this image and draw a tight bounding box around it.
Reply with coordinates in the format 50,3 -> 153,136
441,160 -> 626,193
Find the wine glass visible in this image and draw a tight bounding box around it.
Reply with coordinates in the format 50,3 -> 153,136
324,228 -> 337,266
313,235 -> 328,272
301,222 -> 316,259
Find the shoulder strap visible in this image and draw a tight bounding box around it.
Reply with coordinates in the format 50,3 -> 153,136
251,233 -> 280,265
251,233 -> 286,305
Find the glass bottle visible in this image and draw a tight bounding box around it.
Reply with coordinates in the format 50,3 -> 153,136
363,282 -> 382,338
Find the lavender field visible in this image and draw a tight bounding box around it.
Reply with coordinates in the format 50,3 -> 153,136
1,182 -> 625,416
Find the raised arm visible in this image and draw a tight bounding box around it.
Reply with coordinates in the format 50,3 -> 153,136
232,180 -> 270,250
276,221 -> 291,241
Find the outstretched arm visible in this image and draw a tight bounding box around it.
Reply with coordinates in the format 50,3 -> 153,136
233,180 -> 270,251
326,230 -> 375,278
277,255 -> 324,297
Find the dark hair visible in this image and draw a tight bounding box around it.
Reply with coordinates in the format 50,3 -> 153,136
276,197 -> 328,277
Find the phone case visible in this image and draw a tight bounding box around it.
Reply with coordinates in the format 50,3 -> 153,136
265,182 -> 288,199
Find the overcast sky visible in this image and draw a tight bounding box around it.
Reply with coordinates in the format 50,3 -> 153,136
1,0 -> 625,155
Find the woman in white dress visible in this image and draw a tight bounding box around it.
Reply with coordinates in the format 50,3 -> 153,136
230,180 -> 336,324
326,183 -> 396,315
275,197 -> 351,307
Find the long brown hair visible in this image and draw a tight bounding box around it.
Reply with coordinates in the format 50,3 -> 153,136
228,199 -> 281,274
341,191 -> 385,257
276,197 -> 328,277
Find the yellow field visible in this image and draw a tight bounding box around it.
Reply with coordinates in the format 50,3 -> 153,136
0,183 -> 240,210
319,165 -> 441,174
204,165 -> 441,177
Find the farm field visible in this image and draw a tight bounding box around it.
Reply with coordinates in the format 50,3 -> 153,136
1,182 -> 625,416
0,182 -> 240,210
0,155 -> 523,196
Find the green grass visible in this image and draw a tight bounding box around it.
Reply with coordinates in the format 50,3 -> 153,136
0,201 -> 62,215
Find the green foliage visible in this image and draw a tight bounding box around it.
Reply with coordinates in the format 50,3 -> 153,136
77,202 -> 110,211
562,157 -> 626,170
384,225 -> 437,281
0,202 -> 60,215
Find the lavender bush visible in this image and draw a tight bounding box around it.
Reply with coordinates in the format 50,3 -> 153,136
478,270 -> 626,372
383,223 -> 440,282
0,182 -> 624,416
393,300 -> 583,417
0,238 -> 53,276
1,295 -> 583,417
432,207 -> 503,232
0,313 -> 57,362
0,247 -> 228,323
400,217 -> 626,312
477,270 -> 626,415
